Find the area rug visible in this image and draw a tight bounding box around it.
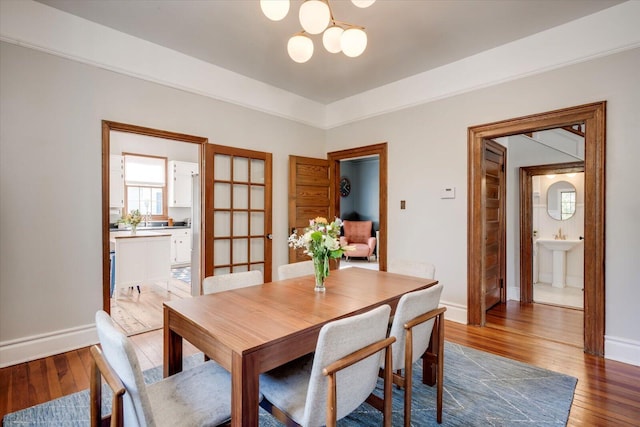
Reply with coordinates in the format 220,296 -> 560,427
2,342 -> 577,426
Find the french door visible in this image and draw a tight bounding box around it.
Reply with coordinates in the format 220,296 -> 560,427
204,145 -> 273,282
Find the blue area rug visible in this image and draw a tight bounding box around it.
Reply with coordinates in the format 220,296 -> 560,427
2,342 -> 576,426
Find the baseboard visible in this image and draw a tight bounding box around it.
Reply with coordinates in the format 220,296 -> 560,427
0,323 -> 97,368
440,300 -> 467,324
605,335 -> 640,367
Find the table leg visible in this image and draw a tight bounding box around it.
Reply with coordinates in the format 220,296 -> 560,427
422,316 -> 440,386
163,306 -> 183,378
230,351 -> 260,427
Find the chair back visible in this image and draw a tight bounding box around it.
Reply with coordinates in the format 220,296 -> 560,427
342,220 -> 373,244
303,304 -> 391,426
389,284 -> 443,370
95,310 -> 155,427
203,270 -> 263,294
388,259 -> 436,279
277,260 -> 314,280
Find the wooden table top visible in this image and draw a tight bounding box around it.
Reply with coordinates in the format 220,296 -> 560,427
164,267 -> 438,359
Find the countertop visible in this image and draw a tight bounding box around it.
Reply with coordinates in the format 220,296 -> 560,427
109,225 -> 190,232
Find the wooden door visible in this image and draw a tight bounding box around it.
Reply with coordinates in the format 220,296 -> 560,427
483,139 -> 506,310
204,145 -> 273,283
288,156 -> 333,263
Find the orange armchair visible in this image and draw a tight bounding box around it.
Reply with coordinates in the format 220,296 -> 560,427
340,220 -> 377,261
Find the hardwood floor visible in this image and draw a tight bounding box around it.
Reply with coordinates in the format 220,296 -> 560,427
487,300 -> 583,348
2,304 -> 639,425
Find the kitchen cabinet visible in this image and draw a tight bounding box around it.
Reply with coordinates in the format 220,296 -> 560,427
109,155 -> 124,208
171,228 -> 192,265
168,161 -> 198,207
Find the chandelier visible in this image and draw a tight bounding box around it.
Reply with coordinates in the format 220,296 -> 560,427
260,0 -> 376,63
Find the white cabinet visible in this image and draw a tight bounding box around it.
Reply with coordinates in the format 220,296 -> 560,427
171,229 -> 192,265
168,161 -> 198,207
113,233 -> 172,296
109,155 -> 124,208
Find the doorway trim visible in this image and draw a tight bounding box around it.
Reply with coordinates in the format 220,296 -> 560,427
101,121 -> 207,313
327,143 -> 388,271
519,161 -> 585,303
467,102 -> 605,356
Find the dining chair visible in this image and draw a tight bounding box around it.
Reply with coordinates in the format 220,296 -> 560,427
368,284 -> 445,426
259,305 -> 396,427
202,270 -> 263,294
388,259 -> 436,279
91,310 -> 232,427
277,260 -> 314,280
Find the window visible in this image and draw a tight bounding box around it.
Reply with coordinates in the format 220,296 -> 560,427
560,190 -> 576,220
124,154 -> 167,218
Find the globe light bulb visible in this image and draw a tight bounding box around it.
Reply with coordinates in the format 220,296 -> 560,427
299,0 -> 331,35
260,0 -> 290,21
341,28 -> 367,57
351,0 -> 376,8
323,25 -> 344,53
288,34 -> 314,63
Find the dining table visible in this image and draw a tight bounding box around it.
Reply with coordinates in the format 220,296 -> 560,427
163,267 -> 439,427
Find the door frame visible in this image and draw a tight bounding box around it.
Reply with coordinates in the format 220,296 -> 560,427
327,143 -> 388,271
467,102 -> 605,356
519,161 -> 585,303
101,121 -> 206,313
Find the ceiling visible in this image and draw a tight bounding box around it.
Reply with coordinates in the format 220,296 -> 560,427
36,0 -> 622,104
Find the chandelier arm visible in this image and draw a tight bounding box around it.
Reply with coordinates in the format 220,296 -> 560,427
332,20 -> 365,30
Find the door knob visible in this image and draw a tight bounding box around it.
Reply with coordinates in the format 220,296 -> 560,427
266,234 -> 273,240
579,236 -> 584,240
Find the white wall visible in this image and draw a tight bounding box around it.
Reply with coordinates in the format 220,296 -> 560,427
0,41 -> 324,366
326,48 -> 640,366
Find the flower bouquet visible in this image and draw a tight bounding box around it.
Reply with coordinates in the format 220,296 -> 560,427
288,217 -> 352,291
118,209 -> 143,234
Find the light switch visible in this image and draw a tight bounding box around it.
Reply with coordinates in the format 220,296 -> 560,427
400,200 -> 406,209
440,187 -> 455,199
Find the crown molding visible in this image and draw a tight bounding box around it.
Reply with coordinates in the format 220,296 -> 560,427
2,1 -> 639,130
0,0 -> 326,128
324,1 -> 640,128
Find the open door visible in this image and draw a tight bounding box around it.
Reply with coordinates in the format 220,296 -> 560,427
204,144 -> 273,284
483,139 -> 507,311
287,156 -> 334,263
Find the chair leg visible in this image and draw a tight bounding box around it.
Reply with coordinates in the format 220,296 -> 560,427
436,314 -> 444,424
404,329 -> 414,427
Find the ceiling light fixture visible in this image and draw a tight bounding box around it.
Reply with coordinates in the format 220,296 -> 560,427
260,0 -> 375,63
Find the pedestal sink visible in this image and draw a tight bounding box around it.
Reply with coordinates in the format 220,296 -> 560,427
537,239 -> 583,288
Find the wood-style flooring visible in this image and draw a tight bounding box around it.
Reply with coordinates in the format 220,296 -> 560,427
1,303 -> 639,425
110,278 -> 191,336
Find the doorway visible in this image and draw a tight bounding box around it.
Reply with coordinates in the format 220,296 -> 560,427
101,121 -> 206,333
520,161 -> 585,308
328,143 -> 388,271
467,102 -> 606,356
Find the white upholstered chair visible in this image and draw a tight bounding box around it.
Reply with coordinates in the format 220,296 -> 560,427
259,305 -> 395,427
277,260 -> 314,280
369,284 -> 445,426
202,270 -> 263,294
91,310 -> 232,427
388,259 -> 436,280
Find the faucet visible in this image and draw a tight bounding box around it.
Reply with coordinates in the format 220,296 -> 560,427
554,228 -> 566,240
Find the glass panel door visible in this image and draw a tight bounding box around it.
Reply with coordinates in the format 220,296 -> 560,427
205,145 -> 272,282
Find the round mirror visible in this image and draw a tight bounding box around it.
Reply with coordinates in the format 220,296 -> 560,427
547,180 -> 576,220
